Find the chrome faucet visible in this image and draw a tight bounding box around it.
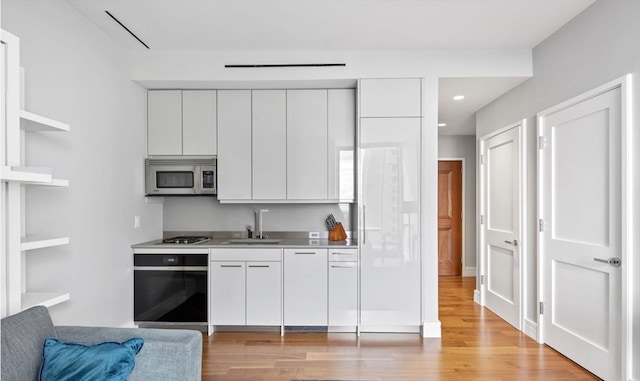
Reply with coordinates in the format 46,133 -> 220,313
254,209 -> 269,239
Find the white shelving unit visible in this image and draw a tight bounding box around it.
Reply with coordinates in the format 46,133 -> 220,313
22,292 -> 70,310
1,29 -> 70,317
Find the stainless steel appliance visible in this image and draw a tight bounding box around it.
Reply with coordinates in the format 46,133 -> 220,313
134,253 -> 208,328
159,236 -> 210,245
145,158 -> 216,196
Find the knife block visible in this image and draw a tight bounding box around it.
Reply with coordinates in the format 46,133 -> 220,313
329,223 -> 347,241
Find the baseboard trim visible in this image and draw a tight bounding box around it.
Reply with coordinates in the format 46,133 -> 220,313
524,318 -> 538,341
421,321 -> 441,338
473,289 -> 481,305
462,267 -> 477,277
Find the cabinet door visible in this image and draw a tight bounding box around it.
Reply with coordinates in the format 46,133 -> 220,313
359,78 -> 422,118
217,90 -> 252,200
328,261 -> 358,326
246,261 -> 282,325
286,90 -> 328,200
182,90 -> 217,156
283,249 -> 327,325
359,118 -> 421,326
147,90 -> 182,155
210,262 -> 246,325
328,89 -> 355,201
252,90 -> 286,200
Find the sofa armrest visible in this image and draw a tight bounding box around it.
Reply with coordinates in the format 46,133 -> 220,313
55,326 -> 202,381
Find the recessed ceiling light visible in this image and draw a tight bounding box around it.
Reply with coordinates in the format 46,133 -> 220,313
453,95 -> 465,101
437,123 -> 447,127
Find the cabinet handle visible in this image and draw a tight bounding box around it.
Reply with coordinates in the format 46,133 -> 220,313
330,264 -> 354,268
362,205 -> 366,244
331,252 -> 353,255
248,265 -> 270,268
220,265 -> 242,268
294,252 -> 316,255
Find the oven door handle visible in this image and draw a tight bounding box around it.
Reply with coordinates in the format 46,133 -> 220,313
133,266 -> 208,271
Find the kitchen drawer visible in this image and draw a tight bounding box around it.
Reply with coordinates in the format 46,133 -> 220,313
210,248 -> 281,261
328,248 -> 357,262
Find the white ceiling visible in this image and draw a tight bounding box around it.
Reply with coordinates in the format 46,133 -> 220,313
438,77 -> 529,135
66,0 -> 596,135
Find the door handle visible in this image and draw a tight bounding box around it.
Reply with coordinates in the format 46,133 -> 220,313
504,240 -> 518,246
593,257 -> 621,267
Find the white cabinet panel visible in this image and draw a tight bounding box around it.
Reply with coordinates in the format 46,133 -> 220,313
147,90 -> 182,155
246,261 -> 282,325
286,90 -> 328,200
359,79 -> 422,118
182,90 -> 217,156
328,261 -> 358,326
217,90 -> 252,200
359,118 -> 421,326
252,90 -> 286,200
283,248 -> 327,325
328,89 -> 355,202
210,262 -> 246,325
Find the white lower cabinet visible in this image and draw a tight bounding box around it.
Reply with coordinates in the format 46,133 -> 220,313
283,248 -> 328,326
246,262 -> 281,325
210,262 -> 246,325
328,261 -> 358,327
210,249 -> 281,327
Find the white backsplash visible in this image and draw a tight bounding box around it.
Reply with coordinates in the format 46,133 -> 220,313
163,197 -> 354,233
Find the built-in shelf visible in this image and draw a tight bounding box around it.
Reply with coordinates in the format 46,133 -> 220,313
21,236 -> 70,251
21,292 -> 70,310
20,110 -> 70,132
1,166 -> 68,186
1,166 -> 52,183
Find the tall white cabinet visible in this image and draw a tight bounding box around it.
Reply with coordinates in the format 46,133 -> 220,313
358,78 -> 423,330
1,30 -> 70,317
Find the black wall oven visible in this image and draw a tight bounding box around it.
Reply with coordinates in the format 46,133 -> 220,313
134,253 -> 208,328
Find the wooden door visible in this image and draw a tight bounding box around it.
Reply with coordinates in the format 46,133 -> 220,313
539,86 -> 621,381
438,161 -> 462,276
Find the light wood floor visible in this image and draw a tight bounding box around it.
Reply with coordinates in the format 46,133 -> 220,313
202,277 -> 598,380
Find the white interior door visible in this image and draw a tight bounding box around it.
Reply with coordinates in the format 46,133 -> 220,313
539,87 -> 621,381
481,124 -> 522,330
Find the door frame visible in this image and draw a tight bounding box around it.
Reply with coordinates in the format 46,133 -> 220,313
477,120 -> 527,331
437,158 -> 467,276
536,75 -> 633,379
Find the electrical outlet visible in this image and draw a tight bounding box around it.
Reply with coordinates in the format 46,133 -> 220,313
309,232 -> 320,239
231,231 -> 242,238
134,216 -> 141,229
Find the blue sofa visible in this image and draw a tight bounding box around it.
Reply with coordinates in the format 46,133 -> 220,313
1,306 -> 202,381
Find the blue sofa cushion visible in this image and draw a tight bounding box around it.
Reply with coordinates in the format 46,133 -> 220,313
1,306 -> 57,381
39,337 -> 144,381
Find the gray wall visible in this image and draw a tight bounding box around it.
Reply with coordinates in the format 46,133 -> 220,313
475,0 -> 639,376
437,135 -> 476,274
163,199 -> 353,235
2,1 -> 163,326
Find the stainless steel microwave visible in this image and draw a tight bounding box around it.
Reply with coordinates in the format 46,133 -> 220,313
145,158 -> 216,196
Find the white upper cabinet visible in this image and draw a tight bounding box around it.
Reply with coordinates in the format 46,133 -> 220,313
147,90 -> 182,155
217,90 -> 252,200
359,78 -> 422,118
328,89 -> 355,202
182,90 -> 217,156
286,90 -> 328,200
147,90 -> 217,156
252,90 -> 287,200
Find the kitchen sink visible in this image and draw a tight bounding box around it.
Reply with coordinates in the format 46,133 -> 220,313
224,238 -> 282,244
